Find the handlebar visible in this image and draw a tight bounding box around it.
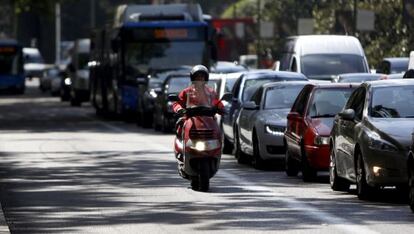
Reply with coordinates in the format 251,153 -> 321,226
176,106 -> 218,118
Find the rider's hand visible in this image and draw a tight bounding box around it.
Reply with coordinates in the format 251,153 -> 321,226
177,108 -> 186,116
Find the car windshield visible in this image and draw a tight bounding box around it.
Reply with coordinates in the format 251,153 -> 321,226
264,85 -> 305,109
308,88 -> 354,118
370,85 -> 414,118
242,78 -> 281,102
225,77 -> 238,92
125,41 -> 205,77
166,77 -> 190,94
301,54 -> 366,79
0,48 -> 22,75
25,52 -> 44,64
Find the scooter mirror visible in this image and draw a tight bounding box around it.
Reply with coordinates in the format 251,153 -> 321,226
168,94 -> 179,102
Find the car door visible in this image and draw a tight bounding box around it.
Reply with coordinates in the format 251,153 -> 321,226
339,87 -> 366,180
239,87 -> 263,152
286,86 -> 312,160
222,76 -> 243,141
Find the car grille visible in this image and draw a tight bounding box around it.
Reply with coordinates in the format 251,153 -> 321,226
189,129 -> 214,140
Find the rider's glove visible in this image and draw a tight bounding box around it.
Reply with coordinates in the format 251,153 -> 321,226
177,108 -> 186,116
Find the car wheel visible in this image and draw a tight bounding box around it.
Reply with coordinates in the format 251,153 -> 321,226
161,115 -> 170,133
252,133 -> 265,170
70,97 -> 81,107
285,149 -> 299,177
356,151 -> 374,200
234,128 -> 248,164
221,130 -> 233,154
409,163 -> 414,213
301,147 -> 317,182
329,147 -> 350,191
153,112 -> 161,131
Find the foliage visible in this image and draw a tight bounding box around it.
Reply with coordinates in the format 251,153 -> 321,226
221,0 -> 409,68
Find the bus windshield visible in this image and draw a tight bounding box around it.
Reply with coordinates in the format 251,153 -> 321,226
125,41 -> 205,76
0,47 -> 22,75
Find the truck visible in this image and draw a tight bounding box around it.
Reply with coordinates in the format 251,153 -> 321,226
89,4 -> 216,120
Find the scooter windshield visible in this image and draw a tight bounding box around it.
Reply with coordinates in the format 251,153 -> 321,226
186,81 -> 214,108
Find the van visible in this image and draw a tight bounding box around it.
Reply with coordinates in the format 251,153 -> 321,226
278,35 -> 369,81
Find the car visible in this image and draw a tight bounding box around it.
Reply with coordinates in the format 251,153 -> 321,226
332,73 -> 386,83
136,66 -> 192,127
408,133 -> 414,212
278,35 -> 370,81
377,57 -> 409,74
284,83 -> 357,181
67,38 -> 91,106
210,61 -> 248,74
221,70 -> 308,161
23,47 -> 48,79
330,79 -> 414,200
153,73 -> 191,132
239,54 -> 258,69
236,81 -> 309,169
40,66 -> 60,94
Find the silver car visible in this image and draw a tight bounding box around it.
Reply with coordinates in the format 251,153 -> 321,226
236,81 -> 309,169
330,79 -> 414,200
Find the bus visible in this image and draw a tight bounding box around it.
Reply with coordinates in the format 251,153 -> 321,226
90,4 -> 216,119
0,39 -> 25,94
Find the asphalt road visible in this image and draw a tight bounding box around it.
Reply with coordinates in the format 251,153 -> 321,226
0,80 -> 413,233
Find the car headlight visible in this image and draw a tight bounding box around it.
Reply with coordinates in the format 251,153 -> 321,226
64,78 -> 72,85
314,136 -> 330,145
265,125 -> 285,136
186,139 -> 220,151
367,131 -> 397,152
149,89 -> 158,98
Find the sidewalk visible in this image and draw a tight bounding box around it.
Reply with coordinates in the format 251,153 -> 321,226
0,203 -> 9,234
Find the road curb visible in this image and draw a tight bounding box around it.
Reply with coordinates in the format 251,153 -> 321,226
0,203 -> 10,234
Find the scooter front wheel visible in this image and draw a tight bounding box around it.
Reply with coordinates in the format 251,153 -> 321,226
199,160 -> 210,192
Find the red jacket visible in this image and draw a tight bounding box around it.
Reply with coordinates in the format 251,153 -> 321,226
173,85 -> 224,113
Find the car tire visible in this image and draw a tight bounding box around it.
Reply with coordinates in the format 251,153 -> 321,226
221,130 -> 233,154
285,149 -> 299,177
356,151 -> 374,200
161,115 -> 171,133
70,97 -> 81,107
234,129 -> 248,164
153,112 -> 161,131
252,133 -> 265,170
301,147 -> 317,182
329,147 -> 350,191
409,162 -> 414,213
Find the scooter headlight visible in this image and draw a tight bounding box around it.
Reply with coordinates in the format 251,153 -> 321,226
186,139 -> 220,151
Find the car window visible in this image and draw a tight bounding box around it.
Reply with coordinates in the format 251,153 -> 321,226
291,86 -> 311,115
370,85 -> 414,118
232,76 -> 243,99
250,87 -> 263,105
225,77 -> 238,93
264,85 -> 305,109
345,87 -> 366,120
207,79 -> 221,93
308,88 -> 354,118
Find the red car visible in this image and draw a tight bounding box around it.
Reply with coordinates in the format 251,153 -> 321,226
284,83 -> 356,181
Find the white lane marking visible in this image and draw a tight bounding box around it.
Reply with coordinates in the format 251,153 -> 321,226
88,117 -> 380,234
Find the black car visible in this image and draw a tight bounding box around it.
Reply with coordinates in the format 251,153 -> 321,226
330,79 -> 414,200
221,70 -> 308,156
153,73 -> 191,132
136,67 -> 192,128
408,133 -> 414,212
377,57 -> 409,74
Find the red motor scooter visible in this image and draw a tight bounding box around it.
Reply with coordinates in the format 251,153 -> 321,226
169,92 -> 231,192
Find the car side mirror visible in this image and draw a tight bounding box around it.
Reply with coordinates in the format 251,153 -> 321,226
168,94 -> 179,102
338,109 -> 355,121
243,101 -> 259,110
287,112 -> 300,120
221,92 -> 232,102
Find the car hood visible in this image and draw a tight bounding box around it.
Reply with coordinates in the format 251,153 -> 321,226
369,118 -> 414,149
310,117 -> 335,136
257,108 -> 289,125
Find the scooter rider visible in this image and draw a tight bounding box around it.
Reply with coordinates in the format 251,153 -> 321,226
172,65 -> 224,160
